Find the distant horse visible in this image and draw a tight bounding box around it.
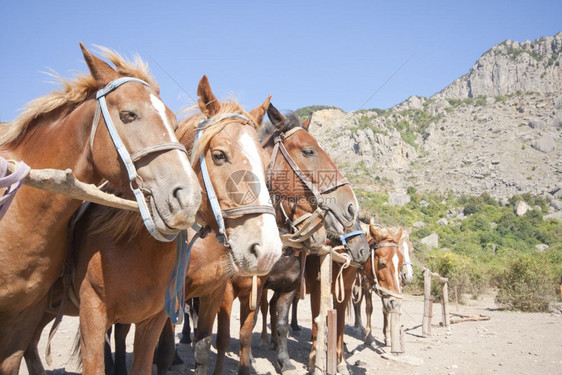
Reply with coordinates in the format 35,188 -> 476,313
212,107 -> 370,375
299,223 -> 403,373
353,226 -> 413,345
0,44 -> 200,374
23,75 -> 280,375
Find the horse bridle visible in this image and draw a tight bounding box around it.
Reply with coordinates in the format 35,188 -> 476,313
166,112 -> 277,323
369,242 -> 404,299
191,113 -> 276,247
266,127 -> 352,251
90,77 -> 188,242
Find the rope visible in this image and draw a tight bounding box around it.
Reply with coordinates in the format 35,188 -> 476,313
0,157 -> 30,220
331,246 -> 357,304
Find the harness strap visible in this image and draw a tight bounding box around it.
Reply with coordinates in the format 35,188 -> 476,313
222,205 -> 276,218
164,227 -> 211,324
339,230 -> 365,246
130,142 -> 188,161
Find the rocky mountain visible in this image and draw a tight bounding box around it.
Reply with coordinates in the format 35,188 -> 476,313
306,32 -> 562,208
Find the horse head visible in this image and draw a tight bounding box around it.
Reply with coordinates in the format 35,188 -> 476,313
262,105 -> 369,264
177,75 -> 282,276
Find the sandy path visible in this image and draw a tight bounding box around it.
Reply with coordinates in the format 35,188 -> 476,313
21,292 -> 562,374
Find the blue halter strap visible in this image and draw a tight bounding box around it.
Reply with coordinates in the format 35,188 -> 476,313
94,77 -> 187,242
340,230 -> 365,245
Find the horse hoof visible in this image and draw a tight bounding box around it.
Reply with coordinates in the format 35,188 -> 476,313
180,335 -> 192,345
365,334 -> 375,345
279,361 -> 297,374
337,361 -> 350,375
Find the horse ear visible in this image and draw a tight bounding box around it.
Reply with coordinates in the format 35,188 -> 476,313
249,94 -> 272,127
301,113 -> 313,131
267,103 -> 286,129
394,227 -> 403,242
80,42 -> 119,84
369,216 -> 376,226
197,75 -> 221,118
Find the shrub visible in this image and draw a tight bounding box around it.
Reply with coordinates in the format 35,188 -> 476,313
494,254 -> 558,312
425,250 -> 472,302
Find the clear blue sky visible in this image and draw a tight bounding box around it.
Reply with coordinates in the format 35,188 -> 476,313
1,1 -> 561,121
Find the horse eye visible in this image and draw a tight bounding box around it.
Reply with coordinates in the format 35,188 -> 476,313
119,111 -> 138,124
302,148 -> 315,157
212,151 -> 227,164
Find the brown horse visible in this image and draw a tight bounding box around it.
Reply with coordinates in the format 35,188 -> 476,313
0,44 -> 200,374
23,75 -> 280,375
303,223 -> 404,373
210,108 -> 370,375
353,226 -> 413,346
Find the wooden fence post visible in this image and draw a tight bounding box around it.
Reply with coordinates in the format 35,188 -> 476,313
313,252 -> 332,375
422,268 -> 431,337
442,281 -> 450,329
327,309 -> 337,374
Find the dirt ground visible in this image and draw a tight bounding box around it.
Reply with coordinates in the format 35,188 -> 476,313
22,291 -> 562,375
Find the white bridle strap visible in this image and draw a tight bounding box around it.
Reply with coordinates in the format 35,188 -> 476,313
92,77 -> 184,242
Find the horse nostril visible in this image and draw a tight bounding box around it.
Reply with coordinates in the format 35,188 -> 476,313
250,243 -> 262,258
347,202 -> 356,218
171,186 -> 190,210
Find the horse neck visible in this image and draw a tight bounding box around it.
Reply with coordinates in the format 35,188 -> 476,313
2,101 -> 98,238
9,101 -> 97,181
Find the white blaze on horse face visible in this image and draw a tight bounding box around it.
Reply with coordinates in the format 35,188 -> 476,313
149,94 -> 192,171
237,130 -> 281,247
392,252 -> 401,293
401,240 -> 414,283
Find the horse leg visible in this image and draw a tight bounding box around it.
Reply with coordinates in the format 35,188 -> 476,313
0,299 -> 49,375
260,291 -> 269,346
154,318 -> 176,375
238,285 -> 262,375
275,290 -> 297,373
269,292 -> 280,349
382,301 -> 390,346
24,312 -> 55,375
214,283 -> 234,375
290,293 -> 301,332
195,289 -> 224,375
113,323 -> 131,375
364,288 -> 374,345
129,312 -> 168,375
180,310 -> 192,344
305,257 -> 321,372
80,286 -> 109,375
353,292 -> 363,331
104,326 -> 115,375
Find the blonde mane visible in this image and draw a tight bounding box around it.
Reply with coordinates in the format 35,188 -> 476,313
88,99 -> 260,240
0,46 -> 158,146
176,100 -> 259,166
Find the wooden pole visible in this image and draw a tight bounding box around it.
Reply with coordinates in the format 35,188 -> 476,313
442,281 -> 450,329
249,275 -> 258,311
313,252 -> 332,375
422,268 -> 431,337
390,311 -> 403,354
7,164 -> 138,211
327,309 -> 337,374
